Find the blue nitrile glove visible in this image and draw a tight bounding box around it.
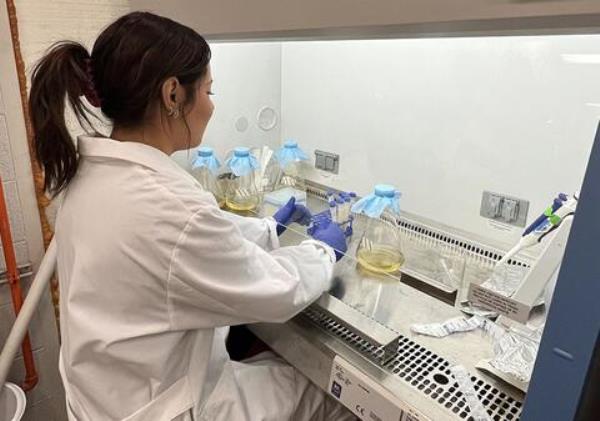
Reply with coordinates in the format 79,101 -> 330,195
273,197 -> 313,236
310,219 -> 348,261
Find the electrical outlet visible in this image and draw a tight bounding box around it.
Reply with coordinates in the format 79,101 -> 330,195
480,192 -> 503,219
314,150 -> 339,174
502,198 -> 519,223
481,191 -> 529,227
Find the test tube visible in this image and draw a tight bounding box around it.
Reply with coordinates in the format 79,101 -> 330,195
344,196 -> 352,222
329,200 -> 336,222
335,196 -> 344,224
341,193 -> 352,222
335,194 -> 344,222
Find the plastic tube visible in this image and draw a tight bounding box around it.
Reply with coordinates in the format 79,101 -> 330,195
329,201 -> 337,223
335,197 -> 344,224
344,197 -> 352,222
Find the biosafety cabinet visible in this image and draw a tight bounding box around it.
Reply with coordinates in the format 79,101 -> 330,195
135,2 -> 600,420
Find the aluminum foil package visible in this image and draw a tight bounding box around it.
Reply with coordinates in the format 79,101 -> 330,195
411,313 -> 542,383
411,316 -> 485,338
488,324 -> 543,382
450,365 -> 491,421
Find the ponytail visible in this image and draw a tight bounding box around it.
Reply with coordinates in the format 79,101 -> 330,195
29,42 -> 99,195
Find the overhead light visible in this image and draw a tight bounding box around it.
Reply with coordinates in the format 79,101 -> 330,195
561,54 -> 600,64
586,103 -> 600,107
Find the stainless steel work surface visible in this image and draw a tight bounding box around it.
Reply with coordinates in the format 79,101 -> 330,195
249,187 -> 527,420
250,299 -> 525,421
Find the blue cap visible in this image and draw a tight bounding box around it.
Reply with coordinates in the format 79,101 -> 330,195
329,201 -> 336,207
198,147 -> 214,157
233,147 -> 250,157
284,140 -> 298,148
374,184 -> 396,198
349,192 -> 357,198
335,197 -> 344,204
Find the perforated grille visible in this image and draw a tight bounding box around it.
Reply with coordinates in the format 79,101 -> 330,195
303,306 -> 523,421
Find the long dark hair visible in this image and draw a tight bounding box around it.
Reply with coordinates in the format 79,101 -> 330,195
29,12 -> 211,195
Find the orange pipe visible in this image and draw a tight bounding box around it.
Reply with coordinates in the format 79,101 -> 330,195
0,180 -> 38,391
6,0 -> 59,331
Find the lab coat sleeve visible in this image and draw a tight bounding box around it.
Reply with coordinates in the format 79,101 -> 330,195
167,204 -> 335,330
220,211 -> 279,251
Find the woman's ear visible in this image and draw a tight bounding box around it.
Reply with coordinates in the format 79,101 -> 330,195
161,77 -> 180,114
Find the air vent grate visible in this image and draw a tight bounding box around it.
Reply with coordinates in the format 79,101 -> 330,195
303,306 -> 523,421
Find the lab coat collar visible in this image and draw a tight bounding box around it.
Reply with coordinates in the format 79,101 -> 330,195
77,135 -> 182,175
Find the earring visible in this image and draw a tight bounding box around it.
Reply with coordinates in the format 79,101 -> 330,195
168,106 -> 180,119
168,106 -> 180,118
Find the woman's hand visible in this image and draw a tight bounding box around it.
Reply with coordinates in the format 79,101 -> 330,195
273,197 -> 312,236
310,219 -> 347,261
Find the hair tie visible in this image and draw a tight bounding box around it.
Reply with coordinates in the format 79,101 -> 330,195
82,58 -> 102,108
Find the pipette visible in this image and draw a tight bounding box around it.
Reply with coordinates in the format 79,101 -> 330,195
496,192 -> 578,267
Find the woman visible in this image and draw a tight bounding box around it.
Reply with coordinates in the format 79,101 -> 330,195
29,11 -> 352,421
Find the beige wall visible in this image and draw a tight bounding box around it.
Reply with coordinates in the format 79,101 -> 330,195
16,0 -> 129,69
133,0 -> 600,40
0,1 -> 129,420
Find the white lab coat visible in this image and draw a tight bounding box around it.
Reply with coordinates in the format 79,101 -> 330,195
55,136 -> 354,421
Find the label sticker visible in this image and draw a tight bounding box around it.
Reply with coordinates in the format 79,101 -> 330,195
328,356 -> 429,421
468,284 -> 530,323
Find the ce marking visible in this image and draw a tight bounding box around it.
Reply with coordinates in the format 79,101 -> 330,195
355,405 -> 365,417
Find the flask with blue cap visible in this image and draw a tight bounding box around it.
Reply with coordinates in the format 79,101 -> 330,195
274,139 -> 309,192
225,146 -> 260,212
351,184 -> 405,274
191,146 -> 225,208
263,139 -> 310,212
